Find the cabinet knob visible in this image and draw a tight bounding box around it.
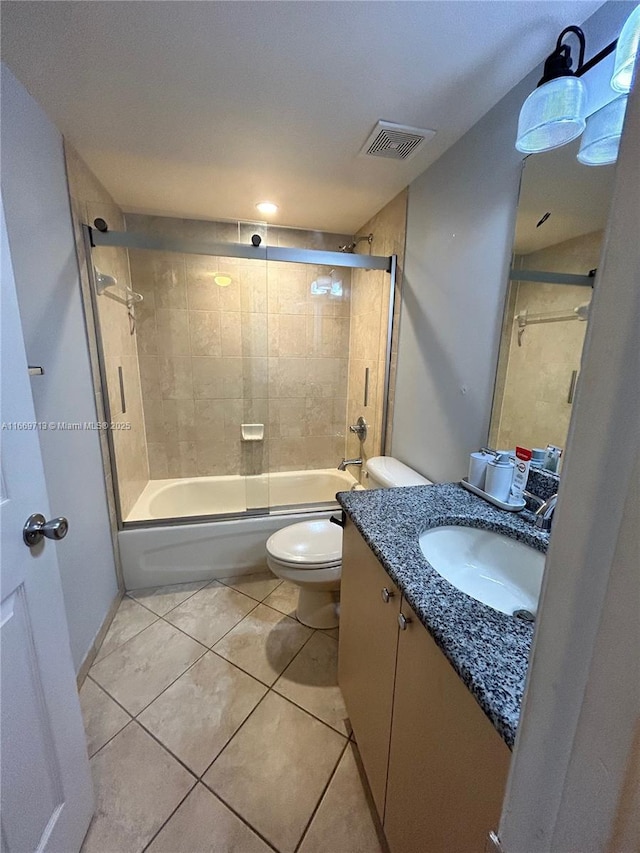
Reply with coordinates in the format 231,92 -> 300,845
381,587 -> 395,604
397,612 -> 411,631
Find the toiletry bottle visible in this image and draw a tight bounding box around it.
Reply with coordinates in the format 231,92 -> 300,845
543,444 -> 562,473
485,453 -> 514,503
510,447 -> 532,503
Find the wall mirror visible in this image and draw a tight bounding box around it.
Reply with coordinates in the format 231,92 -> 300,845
489,138 -> 616,455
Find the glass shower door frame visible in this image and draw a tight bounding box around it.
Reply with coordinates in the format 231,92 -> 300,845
83,223 -> 397,529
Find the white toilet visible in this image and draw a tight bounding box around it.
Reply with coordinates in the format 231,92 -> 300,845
265,456 -> 432,629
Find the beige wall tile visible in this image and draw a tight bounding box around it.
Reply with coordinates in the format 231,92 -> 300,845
269,314 -> 307,357
189,311 -> 222,357
156,308 -> 190,356
220,312 -> 242,357
159,357 -> 193,400
241,313 -> 268,357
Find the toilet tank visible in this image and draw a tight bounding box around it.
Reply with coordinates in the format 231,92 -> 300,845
365,456 -> 432,489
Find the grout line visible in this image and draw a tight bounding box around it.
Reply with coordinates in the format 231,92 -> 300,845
90,601 -> 161,668
128,579 -> 211,618
294,737 -> 350,853
197,782 -> 281,853
140,781 -> 198,853
197,689 -> 272,781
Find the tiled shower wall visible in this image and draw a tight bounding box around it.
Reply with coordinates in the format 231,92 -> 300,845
492,229 -> 602,451
346,190 -> 408,469
65,145 -> 149,523
126,215 -> 354,478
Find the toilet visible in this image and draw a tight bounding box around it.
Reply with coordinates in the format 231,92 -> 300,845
265,456 -> 432,629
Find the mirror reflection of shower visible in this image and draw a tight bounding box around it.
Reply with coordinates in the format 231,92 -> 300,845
338,233 -> 373,253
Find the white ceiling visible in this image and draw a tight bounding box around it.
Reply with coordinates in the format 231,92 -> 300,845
2,0 -> 604,233
514,139 -> 615,255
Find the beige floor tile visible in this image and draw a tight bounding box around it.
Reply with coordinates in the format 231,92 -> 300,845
203,692 -> 345,853
165,582 -> 257,647
213,603 -> 312,685
138,652 -> 267,775
219,571 -> 282,602
128,580 -> 209,616
298,743 -> 384,853
81,722 -> 194,853
273,630 -> 348,733
322,626 -> 339,641
94,597 -> 157,662
146,783 -> 272,853
262,579 -> 299,618
90,620 -> 205,715
79,677 -> 130,757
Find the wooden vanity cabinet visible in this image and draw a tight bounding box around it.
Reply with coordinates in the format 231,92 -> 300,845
338,517 -> 401,818
339,520 -> 511,852
384,599 -> 511,853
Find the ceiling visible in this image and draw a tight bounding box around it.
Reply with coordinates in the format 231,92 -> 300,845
514,139 -> 615,255
1,0 -> 605,233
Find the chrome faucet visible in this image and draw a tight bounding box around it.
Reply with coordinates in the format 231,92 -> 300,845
535,494 -> 558,531
338,458 -> 363,471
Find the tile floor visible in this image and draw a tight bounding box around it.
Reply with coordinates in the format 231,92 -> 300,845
79,572 -> 385,853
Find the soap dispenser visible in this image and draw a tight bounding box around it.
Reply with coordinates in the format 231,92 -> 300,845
485,453 -> 514,503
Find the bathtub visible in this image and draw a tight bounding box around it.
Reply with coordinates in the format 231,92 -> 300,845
119,468 -> 361,590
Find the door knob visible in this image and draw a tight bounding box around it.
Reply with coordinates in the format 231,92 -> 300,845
23,513 -> 69,548
381,587 -> 395,604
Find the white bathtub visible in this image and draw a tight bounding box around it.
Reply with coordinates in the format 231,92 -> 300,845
120,468 -> 361,590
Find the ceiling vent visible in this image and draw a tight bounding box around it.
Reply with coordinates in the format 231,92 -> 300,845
359,120 -> 436,162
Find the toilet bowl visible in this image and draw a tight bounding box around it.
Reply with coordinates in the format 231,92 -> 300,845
265,457 -> 433,629
266,519 -> 342,629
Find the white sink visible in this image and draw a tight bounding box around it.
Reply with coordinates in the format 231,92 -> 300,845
419,526 -> 545,616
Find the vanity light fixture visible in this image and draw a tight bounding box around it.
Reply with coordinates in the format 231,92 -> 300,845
577,94 -> 628,165
611,4 -> 640,93
515,11 -> 638,162
516,26 -> 588,154
255,201 -> 278,215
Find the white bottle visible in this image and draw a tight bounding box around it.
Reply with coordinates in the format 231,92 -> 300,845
468,451 -> 493,489
485,454 -> 514,503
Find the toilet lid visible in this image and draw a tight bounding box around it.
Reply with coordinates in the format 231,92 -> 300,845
266,519 -> 342,564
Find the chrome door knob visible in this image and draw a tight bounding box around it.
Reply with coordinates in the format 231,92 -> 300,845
397,612 -> 411,631
23,513 -> 69,548
381,587 -> 395,604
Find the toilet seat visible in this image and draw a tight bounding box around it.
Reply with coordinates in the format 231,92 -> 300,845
266,519 -> 342,566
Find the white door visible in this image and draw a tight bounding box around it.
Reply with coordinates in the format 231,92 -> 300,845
0,201 -> 94,852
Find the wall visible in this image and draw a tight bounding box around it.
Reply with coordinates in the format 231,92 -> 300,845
0,65 -> 118,673
346,190 -> 408,468
493,230 -> 602,451
126,214 -> 353,489
65,145 -> 149,520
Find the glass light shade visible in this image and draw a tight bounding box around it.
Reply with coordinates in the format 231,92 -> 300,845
611,4 -> 640,93
516,77 -> 587,153
577,95 -> 628,166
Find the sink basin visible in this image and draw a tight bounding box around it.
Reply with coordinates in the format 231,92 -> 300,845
419,526 -> 545,616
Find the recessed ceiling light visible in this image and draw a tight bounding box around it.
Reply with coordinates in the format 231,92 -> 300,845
256,201 -> 278,215
213,273 -> 233,287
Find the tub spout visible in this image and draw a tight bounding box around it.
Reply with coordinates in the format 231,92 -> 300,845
338,458 -> 363,471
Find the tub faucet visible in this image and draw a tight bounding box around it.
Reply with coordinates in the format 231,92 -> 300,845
338,458 -> 362,471
535,494 -> 558,531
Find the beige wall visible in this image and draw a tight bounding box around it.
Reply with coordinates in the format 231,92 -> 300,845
346,190 -> 408,469
493,230 -> 602,451
65,145 -> 149,520
127,214 -> 353,478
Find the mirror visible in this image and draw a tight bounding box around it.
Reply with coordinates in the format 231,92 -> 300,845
489,138 -> 616,455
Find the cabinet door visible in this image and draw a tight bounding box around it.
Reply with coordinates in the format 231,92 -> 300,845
338,518 -> 401,819
384,601 -> 511,853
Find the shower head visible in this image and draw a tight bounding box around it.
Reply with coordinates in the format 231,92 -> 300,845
338,233 -> 374,253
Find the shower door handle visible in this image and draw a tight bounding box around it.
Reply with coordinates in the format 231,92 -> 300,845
567,370 -> 578,404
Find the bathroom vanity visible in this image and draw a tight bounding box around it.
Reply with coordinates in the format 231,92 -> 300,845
337,483 -> 549,852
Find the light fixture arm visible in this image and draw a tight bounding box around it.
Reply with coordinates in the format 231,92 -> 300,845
556,26 -> 586,71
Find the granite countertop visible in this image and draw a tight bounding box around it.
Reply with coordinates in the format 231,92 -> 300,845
336,483 -> 549,748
